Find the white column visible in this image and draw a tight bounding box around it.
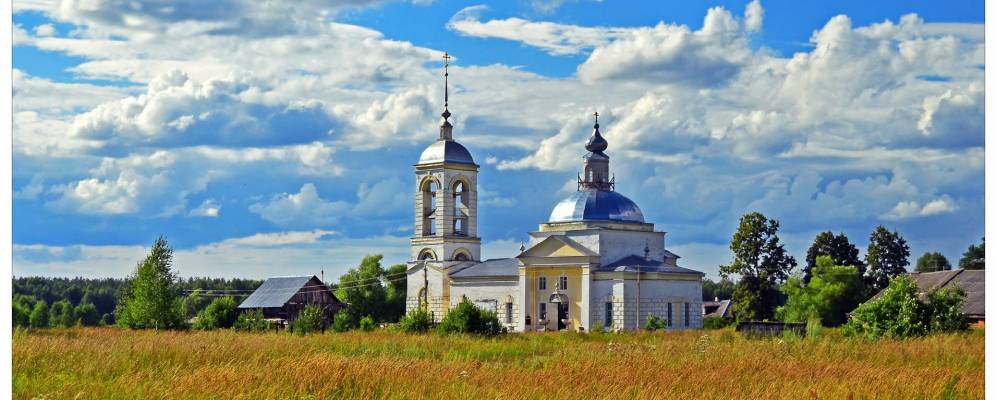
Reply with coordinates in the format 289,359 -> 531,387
517,268 -> 528,332
580,267 -> 591,332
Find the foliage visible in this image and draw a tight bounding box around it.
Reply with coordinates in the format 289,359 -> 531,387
644,315 -> 667,331
398,309 -> 434,333
702,278 -> 734,301
720,212 -> 797,321
915,252 -> 952,273
234,309 -> 269,332
359,315 -> 377,332
804,231 -> 864,282
777,256 -> 865,326
13,328 -> 984,399
115,237 -> 185,329
864,226 -> 910,293
843,275 -> 967,339
703,316 -> 734,330
958,237 -> 984,270
13,303 -> 30,327
292,304 -> 325,334
335,255 -> 408,326
193,297 -> 239,330
74,303 -> 101,326
29,301 -> 49,328
331,311 -> 351,333
49,300 -> 76,328
436,297 -> 503,335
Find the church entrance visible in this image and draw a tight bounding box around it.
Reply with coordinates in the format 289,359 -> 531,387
557,303 -> 568,331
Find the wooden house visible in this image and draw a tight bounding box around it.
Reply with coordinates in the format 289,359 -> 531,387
237,275 -> 345,326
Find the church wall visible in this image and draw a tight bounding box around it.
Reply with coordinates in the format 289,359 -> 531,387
450,280 -> 519,331
405,263 -> 451,322
589,277 -> 703,330
597,230 -> 666,265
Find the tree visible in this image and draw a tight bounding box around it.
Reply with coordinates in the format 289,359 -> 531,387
720,212 -> 797,321
702,278 -> 735,301
777,256 -> 865,326
915,252 -> 952,273
49,300 -> 76,327
74,303 -> 101,326
115,236 -> 185,329
193,297 -> 239,330
13,303 -> 30,327
864,226 -> 910,293
383,263 -> 408,322
958,237 -> 984,270
335,255 -> 389,327
29,300 -> 49,328
436,297 -> 503,335
804,231 -> 863,282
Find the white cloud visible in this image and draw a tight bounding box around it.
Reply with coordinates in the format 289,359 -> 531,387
33,23 -> 56,37
744,0 -> 763,33
248,183 -> 350,227
882,196 -> 958,220
189,199 -> 221,217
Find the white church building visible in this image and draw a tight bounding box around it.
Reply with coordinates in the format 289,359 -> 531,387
405,60 -> 704,332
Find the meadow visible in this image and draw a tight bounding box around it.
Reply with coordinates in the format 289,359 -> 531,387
13,327 -> 984,399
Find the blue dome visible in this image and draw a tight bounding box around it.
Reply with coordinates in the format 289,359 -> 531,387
418,140 -> 475,165
548,189 -> 645,223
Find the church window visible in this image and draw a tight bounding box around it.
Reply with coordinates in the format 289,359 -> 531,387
418,250 -> 436,261
667,303 -> 673,328
422,180 -> 438,236
453,181 -> 467,235
558,276 -> 568,290
538,303 -> 547,321
428,218 -> 436,235
538,276 -> 547,290
454,251 -> 470,261
604,302 -> 613,327
505,302 -> 513,324
684,303 -> 690,327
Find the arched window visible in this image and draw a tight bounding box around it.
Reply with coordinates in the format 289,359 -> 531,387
453,180 -> 468,235
422,179 -> 438,236
453,250 -> 470,262
418,249 -> 436,261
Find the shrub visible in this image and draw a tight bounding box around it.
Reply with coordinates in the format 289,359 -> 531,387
777,256 -> 864,327
99,313 -> 112,326
436,297 -> 502,336
331,311 -> 351,332
234,309 -> 269,332
591,322 -> 605,333
74,303 -> 101,326
703,316 -> 734,330
398,309 -> 433,333
843,275 -> 967,339
644,315 -> 667,331
193,297 -> 239,330
49,300 -> 76,328
359,315 -> 376,332
13,303 -> 29,328
29,301 -> 49,328
292,304 -> 324,334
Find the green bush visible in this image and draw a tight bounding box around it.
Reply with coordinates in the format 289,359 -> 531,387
436,297 -> 503,336
29,301 -> 49,328
359,315 -> 376,332
777,256 -> 865,327
194,297 -> 239,330
49,300 -> 76,328
13,303 -> 29,328
843,275 -> 967,339
234,309 -> 269,332
703,316 -> 734,330
398,309 -> 434,333
74,303 -> 101,326
644,315 -> 667,331
99,313 -> 112,326
292,304 -> 324,334
331,311 -> 351,332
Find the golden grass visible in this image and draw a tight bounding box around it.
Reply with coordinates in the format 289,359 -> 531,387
13,327 -> 983,399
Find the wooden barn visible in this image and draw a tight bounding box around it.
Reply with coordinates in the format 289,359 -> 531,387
238,275 -> 345,326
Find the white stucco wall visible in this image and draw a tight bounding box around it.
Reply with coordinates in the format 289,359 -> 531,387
450,280 -> 519,331
589,277 -> 702,330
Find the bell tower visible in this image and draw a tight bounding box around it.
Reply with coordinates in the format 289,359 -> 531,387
411,52 -> 481,264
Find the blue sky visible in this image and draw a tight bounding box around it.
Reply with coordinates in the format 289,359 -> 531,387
12,0 -> 985,280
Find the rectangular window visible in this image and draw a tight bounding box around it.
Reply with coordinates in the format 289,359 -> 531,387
604,302 -> 613,327
559,276 -> 568,290
506,303 -> 513,324
539,303 -> 547,321
684,303 -> 690,327
538,276 -> 547,290
667,303 -> 673,327
428,218 -> 436,235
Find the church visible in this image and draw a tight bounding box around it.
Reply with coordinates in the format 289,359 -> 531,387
405,58 -> 704,332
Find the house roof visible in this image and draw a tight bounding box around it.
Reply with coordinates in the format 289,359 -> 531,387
238,275 -> 332,309
450,258 -> 520,278
874,269 -> 985,318
703,299 -> 732,318
594,255 -> 703,275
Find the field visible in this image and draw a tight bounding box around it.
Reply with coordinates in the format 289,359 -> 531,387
13,327 -> 984,399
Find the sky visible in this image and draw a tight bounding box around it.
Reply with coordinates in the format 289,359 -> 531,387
11,0 -> 985,281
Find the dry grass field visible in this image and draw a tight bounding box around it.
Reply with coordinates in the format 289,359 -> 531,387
13,327 -> 984,399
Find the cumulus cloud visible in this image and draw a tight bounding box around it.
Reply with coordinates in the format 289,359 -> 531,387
248,183 -> 350,227
882,196 -> 959,220
189,199 -> 221,217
